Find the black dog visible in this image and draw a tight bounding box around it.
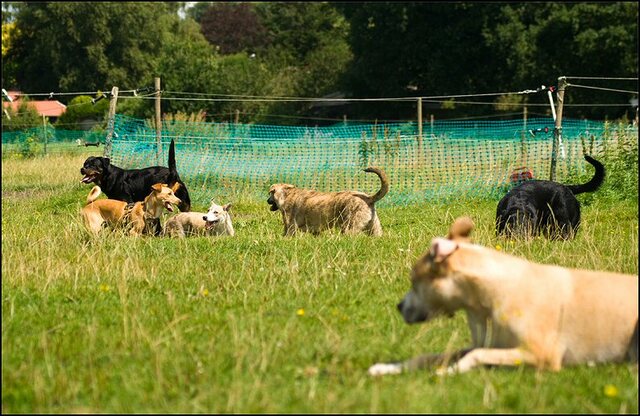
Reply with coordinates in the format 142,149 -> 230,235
80,138 -> 192,214
496,155 -> 605,240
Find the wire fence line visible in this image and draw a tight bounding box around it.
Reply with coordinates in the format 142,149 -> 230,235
104,114 -> 637,205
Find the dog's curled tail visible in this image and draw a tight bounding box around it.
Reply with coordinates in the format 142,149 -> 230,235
86,186 -> 102,205
567,155 -> 605,195
364,167 -> 390,203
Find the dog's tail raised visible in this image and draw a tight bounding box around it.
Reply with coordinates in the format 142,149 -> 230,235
168,139 -> 178,178
166,138 -> 192,212
86,186 -> 102,205
364,167 -> 390,203
566,155 -> 605,195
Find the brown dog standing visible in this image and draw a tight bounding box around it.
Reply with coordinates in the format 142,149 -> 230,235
81,183 -> 181,236
369,217 -> 638,376
267,167 -> 389,236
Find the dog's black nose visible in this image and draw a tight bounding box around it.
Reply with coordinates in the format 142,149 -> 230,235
397,300 -> 404,313
202,216 -> 207,221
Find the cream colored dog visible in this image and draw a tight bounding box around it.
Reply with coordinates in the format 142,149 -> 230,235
267,167 -> 389,236
369,217 -> 638,376
164,200 -> 234,237
81,183 -> 181,236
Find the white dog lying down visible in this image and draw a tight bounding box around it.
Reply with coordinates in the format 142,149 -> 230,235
164,200 -> 234,237
369,217 -> 638,376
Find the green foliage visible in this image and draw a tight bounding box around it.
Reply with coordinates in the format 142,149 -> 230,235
339,2 -> 637,121
563,123 -> 638,204
18,134 -> 39,158
55,95 -> 109,130
7,3 -> 171,92
4,3 -> 638,124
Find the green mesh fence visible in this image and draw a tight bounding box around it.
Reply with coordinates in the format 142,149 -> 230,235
107,114 -> 636,205
2,128 -> 104,156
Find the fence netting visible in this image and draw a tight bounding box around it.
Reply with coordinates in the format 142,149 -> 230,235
102,114 -> 636,204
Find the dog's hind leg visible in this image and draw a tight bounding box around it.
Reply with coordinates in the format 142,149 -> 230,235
82,211 -> 104,235
366,214 -> 383,236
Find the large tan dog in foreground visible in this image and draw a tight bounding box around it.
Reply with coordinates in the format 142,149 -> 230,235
267,167 -> 389,236
81,183 -> 181,236
369,217 -> 638,376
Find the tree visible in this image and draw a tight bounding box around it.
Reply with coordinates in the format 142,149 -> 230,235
484,3 -> 638,119
7,3 -> 171,94
199,3 -> 267,54
339,2 -> 638,120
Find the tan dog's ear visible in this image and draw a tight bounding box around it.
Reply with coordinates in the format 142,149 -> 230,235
223,203 -> 232,212
171,182 -> 181,193
448,216 -> 474,242
430,237 -> 458,263
151,183 -> 164,192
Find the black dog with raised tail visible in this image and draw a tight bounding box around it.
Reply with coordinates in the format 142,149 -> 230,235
80,139 -> 192,214
496,155 -> 605,240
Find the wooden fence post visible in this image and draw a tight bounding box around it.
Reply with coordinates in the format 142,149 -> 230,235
417,97 -> 423,148
521,105 -> 527,164
103,86 -> 119,158
550,77 -> 567,181
155,77 -> 162,165
42,114 -> 47,155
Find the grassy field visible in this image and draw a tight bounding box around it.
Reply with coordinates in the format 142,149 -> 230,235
2,150 -> 638,413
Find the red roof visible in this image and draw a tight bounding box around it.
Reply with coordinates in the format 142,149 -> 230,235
3,91 -> 67,117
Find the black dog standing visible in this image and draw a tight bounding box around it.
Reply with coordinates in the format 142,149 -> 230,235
496,155 -> 605,240
80,139 -> 191,234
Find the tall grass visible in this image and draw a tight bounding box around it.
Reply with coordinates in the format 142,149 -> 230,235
2,151 -> 638,413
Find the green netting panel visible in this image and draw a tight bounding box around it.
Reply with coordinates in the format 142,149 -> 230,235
2,128 -> 106,156
107,114 -> 636,205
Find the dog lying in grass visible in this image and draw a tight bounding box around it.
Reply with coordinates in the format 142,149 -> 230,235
81,183 -> 181,236
267,167 -> 389,236
164,200 -> 235,238
369,216 -> 638,376
496,155 -> 605,239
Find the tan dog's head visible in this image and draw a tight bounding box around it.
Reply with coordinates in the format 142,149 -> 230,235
267,183 -> 296,211
150,182 -> 182,213
397,217 -> 474,324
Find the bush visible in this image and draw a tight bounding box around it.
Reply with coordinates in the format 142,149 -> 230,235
55,95 -> 109,130
2,98 -> 42,131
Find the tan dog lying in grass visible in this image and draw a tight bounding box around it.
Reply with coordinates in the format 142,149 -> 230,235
267,167 -> 389,236
369,217 -> 638,376
81,183 -> 181,236
164,200 -> 235,237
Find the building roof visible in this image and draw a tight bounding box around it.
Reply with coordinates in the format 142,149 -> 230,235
2,91 -> 67,117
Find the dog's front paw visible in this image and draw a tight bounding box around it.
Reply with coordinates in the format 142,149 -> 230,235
368,363 -> 403,376
435,365 -> 458,376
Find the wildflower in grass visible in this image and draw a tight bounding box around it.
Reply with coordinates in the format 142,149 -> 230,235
99,284 -> 110,292
495,244 -> 502,251
201,288 -> 209,297
296,308 -> 305,316
603,384 -> 619,397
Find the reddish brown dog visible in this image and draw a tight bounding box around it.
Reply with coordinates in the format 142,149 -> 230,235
81,183 -> 181,236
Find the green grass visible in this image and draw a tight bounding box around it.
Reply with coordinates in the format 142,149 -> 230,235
2,153 -> 638,413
